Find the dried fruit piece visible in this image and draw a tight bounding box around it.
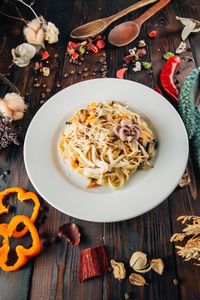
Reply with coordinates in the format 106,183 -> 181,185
58,223 -> 81,246
110,259 -> 126,281
79,246 -> 108,281
129,273 -> 146,286
150,258 -> 164,275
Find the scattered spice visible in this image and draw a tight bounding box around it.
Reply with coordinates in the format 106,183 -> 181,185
170,215 -> 200,265
79,246 -> 108,281
110,259 -> 126,281
173,278 -> 179,285
57,223 -> 81,246
124,293 -> 131,300
129,273 -> 147,286
160,55 -> 180,104
138,40 -> 146,47
148,30 -> 158,38
64,73 -> 69,78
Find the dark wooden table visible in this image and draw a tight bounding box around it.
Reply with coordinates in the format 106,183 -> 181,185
0,0 -> 200,299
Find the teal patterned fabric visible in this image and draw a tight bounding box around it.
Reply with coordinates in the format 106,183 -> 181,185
178,67 -> 200,168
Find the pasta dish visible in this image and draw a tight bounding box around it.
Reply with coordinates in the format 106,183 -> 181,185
58,101 -> 157,189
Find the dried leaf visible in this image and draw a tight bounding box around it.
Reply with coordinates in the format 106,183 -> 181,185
163,52 -> 175,60
150,259 -> 164,275
110,259 -> 126,281
129,273 -> 147,286
58,223 -> 81,246
142,62 -> 152,69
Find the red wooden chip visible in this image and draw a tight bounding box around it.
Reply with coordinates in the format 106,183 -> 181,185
79,245 -> 108,281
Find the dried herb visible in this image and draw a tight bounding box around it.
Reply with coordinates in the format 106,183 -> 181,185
0,116 -> 20,149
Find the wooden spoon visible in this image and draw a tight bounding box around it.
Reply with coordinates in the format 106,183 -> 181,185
108,0 -> 171,47
70,0 -> 158,39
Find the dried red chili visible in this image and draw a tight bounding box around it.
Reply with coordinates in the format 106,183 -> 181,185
79,245 -> 108,281
160,55 -> 180,104
41,51 -> 49,60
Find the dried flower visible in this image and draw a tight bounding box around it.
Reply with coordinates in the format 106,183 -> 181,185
148,30 -> 158,38
116,68 -> 128,79
138,40 -> 146,47
110,259 -> 126,281
171,215 -> 200,265
129,273 -> 147,286
150,258 -> 164,275
43,22 -> 59,44
11,43 -> 36,67
132,61 -> 142,72
0,116 -> 20,149
114,120 -> 141,142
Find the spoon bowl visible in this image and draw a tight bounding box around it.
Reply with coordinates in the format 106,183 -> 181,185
108,0 -> 171,47
108,22 -> 140,47
71,19 -> 108,40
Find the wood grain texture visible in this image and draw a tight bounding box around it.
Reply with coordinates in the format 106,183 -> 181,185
0,0 -> 199,300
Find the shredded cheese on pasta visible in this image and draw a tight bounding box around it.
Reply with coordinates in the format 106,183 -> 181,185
58,101 -> 157,189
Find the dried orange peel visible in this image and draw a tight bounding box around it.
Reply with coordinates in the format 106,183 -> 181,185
0,215 -> 41,272
0,187 -> 40,238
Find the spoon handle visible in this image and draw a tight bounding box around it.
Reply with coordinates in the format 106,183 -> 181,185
106,0 -> 158,23
134,0 -> 171,26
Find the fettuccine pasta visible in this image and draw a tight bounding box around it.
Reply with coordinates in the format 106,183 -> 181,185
58,101 -> 157,189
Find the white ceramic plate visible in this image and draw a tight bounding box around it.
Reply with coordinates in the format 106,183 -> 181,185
24,78 -> 188,222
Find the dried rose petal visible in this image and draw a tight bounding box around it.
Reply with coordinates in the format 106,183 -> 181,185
90,44 -> 99,53
116,68 -> 128,79
71,52 -> 79,60
68,41 -> 80,50
96,40 -> 105,49
148,30 -> 158,38
79,246 -> 108,281
58,223 -> 81,246
124,55 -> 133,64
137,48 -> 147,57
34,61 -> 42,70
41,50 -> 50,60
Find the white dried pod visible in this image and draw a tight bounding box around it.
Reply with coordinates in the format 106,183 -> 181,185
150,259 -> 164,275
4,93 -> 27,112
130,251 -> 149,271
129,273 -> 147,286
110,259 -> 126,281
0,100 -> 12,118
15,43 -> 36,59
26,18 -> 41,32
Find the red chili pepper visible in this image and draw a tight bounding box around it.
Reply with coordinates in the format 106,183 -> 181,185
160,55 -> 180,104
71,52 -> 79,60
